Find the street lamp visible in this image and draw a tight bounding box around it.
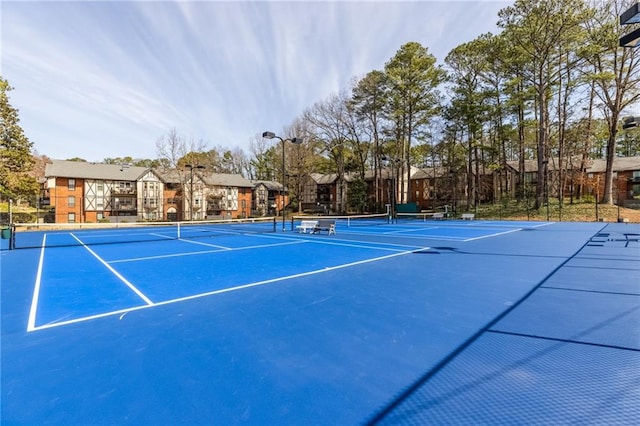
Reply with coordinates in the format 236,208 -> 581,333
185,164 -> 205,221
620,2 -> 640,47
262,131 -> 303,231
622,116 -> 640,129
381,155 -> 399,222
542,159 -> 550,221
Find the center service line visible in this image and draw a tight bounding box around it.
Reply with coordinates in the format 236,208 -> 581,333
70,233 -> 154,305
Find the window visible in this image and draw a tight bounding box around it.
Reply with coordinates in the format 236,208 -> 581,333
68,213 -> 76,223
68,196 -> 75,207
119,182 -> 132,193
97,182 -> 104,192
68,179 -> 76,190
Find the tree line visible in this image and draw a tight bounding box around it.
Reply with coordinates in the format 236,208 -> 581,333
2,0 -> 639,213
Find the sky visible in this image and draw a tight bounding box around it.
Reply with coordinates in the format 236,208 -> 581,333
1,0 -> 513,163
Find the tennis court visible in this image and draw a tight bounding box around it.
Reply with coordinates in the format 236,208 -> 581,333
1,217 -> 639,424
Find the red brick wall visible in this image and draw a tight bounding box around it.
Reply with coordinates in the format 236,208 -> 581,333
51,177 -> 84,223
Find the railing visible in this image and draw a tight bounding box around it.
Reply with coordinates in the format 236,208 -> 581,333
112,187 -> 136,195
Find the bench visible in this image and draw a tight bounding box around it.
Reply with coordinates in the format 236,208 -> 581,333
432,212 -> 445,220
296,220 -> 319,233
312,219 -> 336,235
461,213 -> 475,220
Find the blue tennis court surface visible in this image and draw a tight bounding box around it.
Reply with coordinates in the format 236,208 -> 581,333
1,220 -> 638,424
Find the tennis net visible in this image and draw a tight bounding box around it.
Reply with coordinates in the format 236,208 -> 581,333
291,213 -> 389,230
396,212 -> 441,222
10,217 -> 277,249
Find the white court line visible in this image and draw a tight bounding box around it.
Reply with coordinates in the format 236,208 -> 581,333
328,230 -> 469,242
530,222 -> 555,228
305,239 -> 414,252
109,240 -> 308,263
149,232 -> 175,240
383,226 -> 440,235
463,228 -> 523,241
254,233 -> 428,250
26,234 -> 47,332
70,233 -> 154,305
27,246 -> 428,332
178,237 -> 232,250
346,224 -> 535,242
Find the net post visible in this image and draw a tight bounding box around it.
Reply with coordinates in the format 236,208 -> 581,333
177,221 -> 181,239
9,224 -> 15,250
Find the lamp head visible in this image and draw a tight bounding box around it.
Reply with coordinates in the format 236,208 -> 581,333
262,131 -> 276,139
291,137 -> 303,144
623,116 -> 639,129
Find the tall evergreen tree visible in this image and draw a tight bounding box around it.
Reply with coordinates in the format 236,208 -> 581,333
0,77 -> 39,200
498,0 -> 592,209
384,42 -> 445,204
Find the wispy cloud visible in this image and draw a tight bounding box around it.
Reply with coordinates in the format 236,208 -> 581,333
2,0 -> 511,161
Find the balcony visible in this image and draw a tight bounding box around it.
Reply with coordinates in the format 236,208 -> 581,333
112,187 -> 136,195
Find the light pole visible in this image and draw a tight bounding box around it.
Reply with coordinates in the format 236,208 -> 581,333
185,164 -> 205,221
381,155 -> 399,222
542,159 -> 550,221
262,131 -> 303,231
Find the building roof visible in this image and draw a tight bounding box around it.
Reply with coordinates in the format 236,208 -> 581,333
45,161 -> 256,188
587,156 -> 640,173
201,173 -> 253,188
310,173 -> 338,184
45,160 -> 150,181
251,180 -> 283,191
506,156 -> 640,173
412,166 -> 450,179
155,169 -> 183,184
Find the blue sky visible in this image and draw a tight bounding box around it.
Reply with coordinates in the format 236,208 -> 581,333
2,0 -> 512,162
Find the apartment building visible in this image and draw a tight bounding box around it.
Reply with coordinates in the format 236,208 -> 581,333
44,160 -> 164,223
44,160 -> 256,223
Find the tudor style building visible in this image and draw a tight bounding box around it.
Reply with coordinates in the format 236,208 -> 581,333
44,160 -> 164,223
43,160 -> 257,223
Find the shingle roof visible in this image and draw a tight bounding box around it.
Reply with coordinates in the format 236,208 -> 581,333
45,160 -> 150,180
45,161 -> 256,188
201,173 -> 253,187
251,180 -> 282,191
310,173 -> 338,184
506,156 -> 640,173
155,169 -> 183,184
587,157 -> 640,173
